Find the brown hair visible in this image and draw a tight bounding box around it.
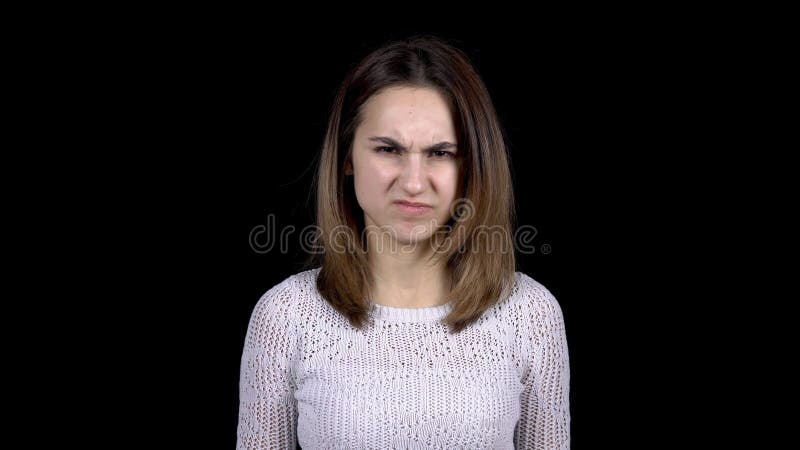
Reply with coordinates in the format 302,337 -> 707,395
303,34 -> 517,334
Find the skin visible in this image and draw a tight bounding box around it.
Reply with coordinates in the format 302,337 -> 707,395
345,86 -> 464,308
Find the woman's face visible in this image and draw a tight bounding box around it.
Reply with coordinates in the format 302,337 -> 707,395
347,86 -> 462,247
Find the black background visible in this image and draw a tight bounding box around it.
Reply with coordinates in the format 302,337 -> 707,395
89,21 -> 722,448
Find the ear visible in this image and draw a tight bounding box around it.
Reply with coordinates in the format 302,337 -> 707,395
344,160 -> 353,176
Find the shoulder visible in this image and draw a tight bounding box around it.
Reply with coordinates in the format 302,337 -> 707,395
503,271 -> 566,330
247,267 -> 323,335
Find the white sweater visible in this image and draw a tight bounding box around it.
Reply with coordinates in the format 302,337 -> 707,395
237,267 -> 570,449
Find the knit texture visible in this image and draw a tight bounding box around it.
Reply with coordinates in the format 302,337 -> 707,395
237,267 -> 570,449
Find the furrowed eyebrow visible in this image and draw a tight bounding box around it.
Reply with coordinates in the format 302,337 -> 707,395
368,136 -> 457,153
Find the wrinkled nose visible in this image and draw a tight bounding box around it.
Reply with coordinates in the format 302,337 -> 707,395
400,153 -> 426,195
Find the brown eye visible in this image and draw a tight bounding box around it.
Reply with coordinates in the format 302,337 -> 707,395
376,146 -> 397,154
431,150 -> 454,158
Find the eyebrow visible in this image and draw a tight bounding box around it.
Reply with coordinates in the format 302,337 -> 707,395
368,136 -> 457,153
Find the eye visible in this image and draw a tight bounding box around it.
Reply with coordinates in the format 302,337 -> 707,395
375,146 -> 398,154
430,150 -> 455,158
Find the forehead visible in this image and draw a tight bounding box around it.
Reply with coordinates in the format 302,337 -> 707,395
358,86 -> 455,136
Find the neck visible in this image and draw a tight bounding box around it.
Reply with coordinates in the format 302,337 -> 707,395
366,235 -> 451,308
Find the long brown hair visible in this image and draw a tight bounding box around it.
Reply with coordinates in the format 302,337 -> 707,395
303,34 -> 517,334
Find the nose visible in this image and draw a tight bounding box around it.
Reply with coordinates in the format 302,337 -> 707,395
399,152 -> 426,195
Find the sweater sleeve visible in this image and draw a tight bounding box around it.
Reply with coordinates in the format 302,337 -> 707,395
514,285 -> 571,449
236,282 -> 299,450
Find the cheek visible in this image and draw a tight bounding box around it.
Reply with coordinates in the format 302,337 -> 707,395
353,161 -> 390,208
354,159 -> 392,187
436,166 -> 461,197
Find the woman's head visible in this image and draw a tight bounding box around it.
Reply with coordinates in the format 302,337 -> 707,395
347,85 -> 463,247
308,35 -> 517,333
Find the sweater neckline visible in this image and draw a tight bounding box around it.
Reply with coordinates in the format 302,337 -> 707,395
369,300 -> 453,323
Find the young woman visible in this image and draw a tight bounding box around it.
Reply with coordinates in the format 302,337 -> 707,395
237,35 -> 570,449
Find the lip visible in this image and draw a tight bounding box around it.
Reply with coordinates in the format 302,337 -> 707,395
393,200 -> 432,216
394,200 -> 431,207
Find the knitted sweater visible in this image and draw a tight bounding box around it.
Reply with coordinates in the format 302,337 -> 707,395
236,267 -> 570,449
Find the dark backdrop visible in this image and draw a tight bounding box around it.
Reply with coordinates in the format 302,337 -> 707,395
116,24 -> 699,448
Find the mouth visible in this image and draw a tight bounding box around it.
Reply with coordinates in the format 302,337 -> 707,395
393,201 -> 432,216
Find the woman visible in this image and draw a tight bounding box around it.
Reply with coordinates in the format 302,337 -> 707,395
237,35 -> 570,449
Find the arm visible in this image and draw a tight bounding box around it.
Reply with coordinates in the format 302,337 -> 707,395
236,286 -> 299,450
514,288 -> 571,449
